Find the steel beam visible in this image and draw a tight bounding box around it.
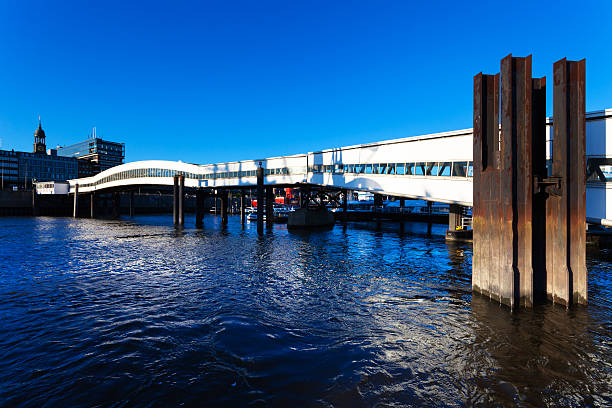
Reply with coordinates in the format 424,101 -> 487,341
473,54 -> 585,308
547,58 -> 587,305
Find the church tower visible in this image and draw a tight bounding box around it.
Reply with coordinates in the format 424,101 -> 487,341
33,117 -> 46,154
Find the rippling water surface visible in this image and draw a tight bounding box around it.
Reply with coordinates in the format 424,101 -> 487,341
0,215 -> 610,407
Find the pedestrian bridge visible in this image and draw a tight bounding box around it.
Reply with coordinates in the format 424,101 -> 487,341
67,109 -> 612,221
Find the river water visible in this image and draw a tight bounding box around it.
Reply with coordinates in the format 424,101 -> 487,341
0,215 -> 610,407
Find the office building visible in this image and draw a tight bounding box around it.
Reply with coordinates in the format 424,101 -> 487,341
57,131 -> 125,176
0,121 -> 79,190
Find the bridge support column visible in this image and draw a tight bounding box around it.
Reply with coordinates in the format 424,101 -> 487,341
90,192 -> 95,218
240,192 -> 246,224
266,186 -> 274,228
400,198 -> 405,212
129,191 -> 135,218
472,54 -> 586,308
342,190 -> 348,212
257,166 -> 264,234
178,175 -> 184,226
220,190 -> 228,225
374,194 -> 383,212
112,192 -> 121,218
445,204 -> 472,241
73,184 -> 79,218
31,187 -> 37,217
173,175 -> 179,225
196,189 -> 205,228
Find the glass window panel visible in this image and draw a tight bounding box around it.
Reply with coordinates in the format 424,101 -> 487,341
414,163 -> 425,175
467,162 -> 473,177
396,163 -> 405,175
387,163 -> 395,174
439,162 -> 451,176
365,164 -> 373,174
426,163 -> 438,176
452,161 -> 467,177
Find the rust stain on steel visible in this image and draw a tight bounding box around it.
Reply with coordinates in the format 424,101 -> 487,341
548,58 -> 587,306
472,54 -> 587,308
472,72 -> 499,302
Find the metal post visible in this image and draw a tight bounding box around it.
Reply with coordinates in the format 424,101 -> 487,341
112,192 -> 120,218
90,192 -> 95,218
220,190 -> 228,224
196,189 -> 205,228
178,174 -> 184,226
240,192 -> 246,223
73,184 -> 79,218
257,166 -> 264,234
129,190 -> 134,218
31,185 -> 37,216
266,186 -> 274,228
173,175 -> 179,225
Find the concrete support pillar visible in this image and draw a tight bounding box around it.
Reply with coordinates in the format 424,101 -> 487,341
448,204 -> 462,231
342,190 -> 348,212
173,175 -> 179,225
196,189 -> 205,228
240,192 -> 246,224
178,175 -> 184,226
90,192 -> 95,218
400,198 -> 405,211
129,190 -> 135,218
427,201 -> 432,215
73,184 -> 79,218
266,187 -> 274,228
220,190 -> 228,225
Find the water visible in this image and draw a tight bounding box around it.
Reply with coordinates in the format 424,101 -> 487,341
0,215 -> 610,407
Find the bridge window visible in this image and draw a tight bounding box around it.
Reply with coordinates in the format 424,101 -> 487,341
333,164 -> 343,174
387,163 -> 396,175
438,162 -> 451,177
405,163 -> 414,175
365,164 -> 373,174
426,163 -> 438,176
396,163 -> 405,175
414,163 -> 426,175
376,163 -> 385,174
452,161 -> 467,177
467,162 -> 473,177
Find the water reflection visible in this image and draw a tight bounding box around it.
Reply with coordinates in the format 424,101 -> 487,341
0,215 -> 609,407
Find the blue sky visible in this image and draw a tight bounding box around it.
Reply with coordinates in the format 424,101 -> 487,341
0,1 -> 610,164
